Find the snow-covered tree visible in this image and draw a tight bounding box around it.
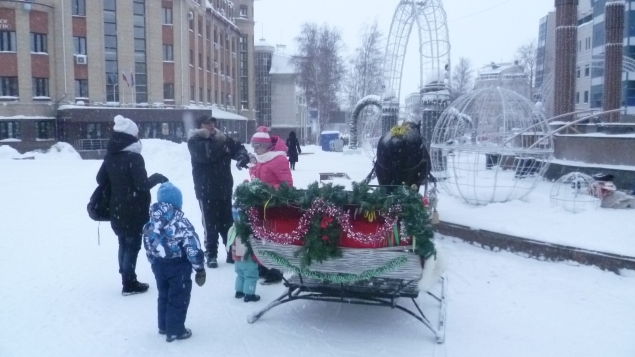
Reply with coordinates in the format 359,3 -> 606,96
344,21 -> 384,111
293,23 -> 347,131
515,39 -> 538,99
451,57 -> 474,100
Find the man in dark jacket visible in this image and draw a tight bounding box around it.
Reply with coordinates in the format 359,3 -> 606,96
188,115 -> 250,268
97,115 -> 168,295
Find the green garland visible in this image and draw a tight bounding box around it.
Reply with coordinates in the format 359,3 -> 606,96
260,250 -> 408,284
234,179 -> 436,267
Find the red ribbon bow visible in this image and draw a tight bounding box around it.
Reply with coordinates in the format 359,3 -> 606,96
320,216 -> 334,229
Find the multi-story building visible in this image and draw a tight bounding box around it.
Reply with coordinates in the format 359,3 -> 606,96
474,62 -> 530,98
539,0 -> 635,117
254,39 -> 309,142
0,0 -> 256,154
535,11 -> 556,117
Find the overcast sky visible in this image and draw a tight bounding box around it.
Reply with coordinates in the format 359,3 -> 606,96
254,0 -> 555,103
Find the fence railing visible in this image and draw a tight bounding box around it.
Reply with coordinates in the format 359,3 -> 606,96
76,139 -> 109,151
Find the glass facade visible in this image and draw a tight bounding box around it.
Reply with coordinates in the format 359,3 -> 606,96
239,35 -> 249,110
133,0 -> 148,103
104,0 -> 118,102
255,50 -> 272,127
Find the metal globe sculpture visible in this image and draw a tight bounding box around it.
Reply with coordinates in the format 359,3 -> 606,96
430,87 -> 554,205
550,172 -> 602,213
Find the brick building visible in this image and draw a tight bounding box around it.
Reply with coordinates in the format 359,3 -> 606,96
0,0 -> 256,154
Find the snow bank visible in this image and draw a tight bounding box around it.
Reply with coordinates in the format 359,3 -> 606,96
24,142 -> 82,160
0,145 -> 20,160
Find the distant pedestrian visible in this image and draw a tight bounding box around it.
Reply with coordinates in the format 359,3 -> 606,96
143,182 -> 206,342
285,131 -> 302,170
96,115 -> 168,296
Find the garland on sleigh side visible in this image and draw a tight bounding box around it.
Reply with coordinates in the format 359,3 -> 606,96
233,180 -> 436,268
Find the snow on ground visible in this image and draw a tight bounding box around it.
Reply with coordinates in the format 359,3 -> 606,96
1,140 -> 634,356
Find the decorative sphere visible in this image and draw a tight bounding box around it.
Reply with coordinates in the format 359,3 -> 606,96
550,172 -> 601,213
430,88 -> 553,205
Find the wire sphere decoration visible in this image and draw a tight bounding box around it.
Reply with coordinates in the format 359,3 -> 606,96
430,87 -> 554,205
550,172 -> 602,213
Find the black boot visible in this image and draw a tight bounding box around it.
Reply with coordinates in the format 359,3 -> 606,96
166,328 -> 192,342
261,268 -> 283,285
122,279 -> 149,296
244,294 -> 261,302
205,252 -> 218,268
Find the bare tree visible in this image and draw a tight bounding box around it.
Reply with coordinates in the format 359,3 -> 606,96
344,21 -> 384,111
450,57 -> 474,100
294,23 -> 347,132
516,39 -> 538,98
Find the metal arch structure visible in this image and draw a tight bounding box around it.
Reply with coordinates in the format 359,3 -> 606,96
350,0 -> 451,150
383,0 -> 451,101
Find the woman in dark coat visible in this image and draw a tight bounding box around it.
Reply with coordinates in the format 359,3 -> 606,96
285,131 -> 302,170
96,115 -> 168,296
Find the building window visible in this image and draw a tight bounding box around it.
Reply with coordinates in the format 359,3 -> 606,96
576,66 -> 580,79
85,123 -> 103,139
584,91 -> 589,103
240,35 -> 249,110
30,33 -> 47,53
207,88 -> 211,103
0,121 -> 20,140
36,121 -> 54,140
239,5 -> 247,17
163,7 -> 173,25
190,86 -> 195,101
32,78 -> 49,97
207,56 -> 211,71
190,50 -> 194,66
0,77 -> 18,97
206,22 -> 211,41
72,0 -> 86,16
576,92 -> 580,104
199,87 -> 203,102
164,83 -> 174,100
198,16 -> 203,36
199,53 -> 203,69
584,65 -> 590,77
75,79 -> 89,98
189,13 -> 194,31
0,31 -> 17,52
73,36 -> 87,55
578,40 -> 581,53
163,44 -> 173,61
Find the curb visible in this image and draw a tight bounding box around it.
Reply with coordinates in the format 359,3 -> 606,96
434,221 -> 635,274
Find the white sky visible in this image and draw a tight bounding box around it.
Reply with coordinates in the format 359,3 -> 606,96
254,0 -> 555,103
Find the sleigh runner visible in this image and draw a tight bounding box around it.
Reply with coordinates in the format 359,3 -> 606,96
234,180 -> 447,343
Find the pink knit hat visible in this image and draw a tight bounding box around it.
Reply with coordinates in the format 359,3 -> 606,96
251,126 -> 271,144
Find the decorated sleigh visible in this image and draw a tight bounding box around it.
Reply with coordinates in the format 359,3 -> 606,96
234,180 -> 447,343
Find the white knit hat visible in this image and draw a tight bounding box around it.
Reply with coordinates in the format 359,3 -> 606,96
113,115 -> 139,137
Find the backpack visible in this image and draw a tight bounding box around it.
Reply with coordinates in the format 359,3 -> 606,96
87,182 -> 111,221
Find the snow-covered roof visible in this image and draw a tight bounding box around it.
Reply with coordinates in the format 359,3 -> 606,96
0,115 -> 55,120
269,53 -> 296,75
255,38 -> 275,53
478,62 -> 521,75
321,130 -> 340,135
212,107 -> 247,121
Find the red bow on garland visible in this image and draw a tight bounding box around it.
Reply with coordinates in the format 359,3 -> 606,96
320,216 -> 334,229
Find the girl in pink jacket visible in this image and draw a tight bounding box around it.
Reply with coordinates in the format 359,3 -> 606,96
248,126 -> 292,285
249,126 -> 294,188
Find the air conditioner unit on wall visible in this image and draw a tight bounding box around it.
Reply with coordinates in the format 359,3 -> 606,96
214,62 -> 219,68
75,55 -> 87,65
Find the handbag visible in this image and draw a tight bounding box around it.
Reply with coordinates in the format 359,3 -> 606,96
87,181 -> 111,221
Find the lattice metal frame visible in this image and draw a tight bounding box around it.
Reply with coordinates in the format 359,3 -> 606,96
352,0 -> 451,150
550,172 -> 601,213
430,88 -> 554,205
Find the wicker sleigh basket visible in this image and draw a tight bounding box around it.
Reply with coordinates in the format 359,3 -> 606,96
251,237 -> 424,282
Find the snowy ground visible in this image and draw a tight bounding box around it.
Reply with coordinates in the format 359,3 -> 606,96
1,140 -> 634,356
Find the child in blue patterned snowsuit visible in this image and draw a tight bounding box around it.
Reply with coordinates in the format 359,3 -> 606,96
142,182 -> 206,342
227,208 -> 260,302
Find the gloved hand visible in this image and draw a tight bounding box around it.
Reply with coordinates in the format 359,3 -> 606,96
236,155 -> 250,170
195,269 -> 206,287
148,173 -> 168,186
